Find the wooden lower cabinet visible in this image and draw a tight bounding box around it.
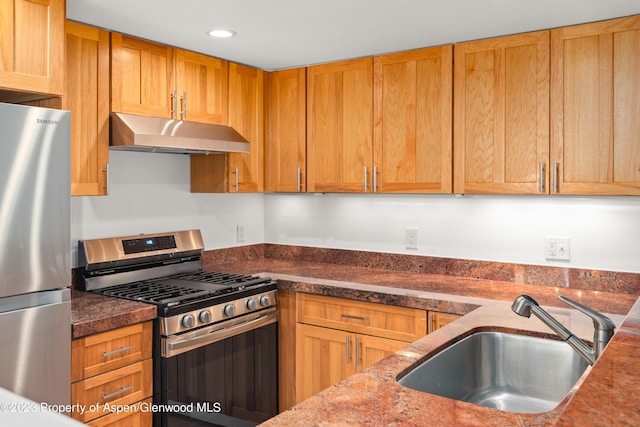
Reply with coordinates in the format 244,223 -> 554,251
295,323 -> 407,403
428,311 -> 462,333
293,293 -> 427,405
71,322 -> 153,425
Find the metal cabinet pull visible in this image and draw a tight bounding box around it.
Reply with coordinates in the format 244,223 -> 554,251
234,167 -> 239,192
553,162 -> 559,193
363,166 -> 368,192
539,162 -> 545,193
103,163 -> 110,195
102,345 -> 134,358
297,167 -> 301,192
373,166 -> 377,193
355,336 -> 361,368
345,335 -> 351,364
170,90 -> 177,119
103,385 -> 133,401
182,91 -> 187,120
341,314 -> 366,321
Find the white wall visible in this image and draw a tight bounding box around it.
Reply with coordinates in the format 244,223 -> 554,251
264,193 -> 640,273
70,151 -> 264,266
71,152 -> 640,273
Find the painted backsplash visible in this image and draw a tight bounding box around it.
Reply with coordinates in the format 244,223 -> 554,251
71,151 -> 640,273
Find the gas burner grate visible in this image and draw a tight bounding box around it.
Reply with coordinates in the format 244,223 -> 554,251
173,271 -> 271,287
99,281 -> 210,306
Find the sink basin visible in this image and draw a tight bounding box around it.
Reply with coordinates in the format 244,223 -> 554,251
397,331 -> 589,413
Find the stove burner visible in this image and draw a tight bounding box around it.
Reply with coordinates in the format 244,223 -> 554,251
173,271 -> 270,288
100,281 -> 211,306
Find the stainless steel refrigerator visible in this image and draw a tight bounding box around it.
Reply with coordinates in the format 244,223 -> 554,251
0,102 -> 71,407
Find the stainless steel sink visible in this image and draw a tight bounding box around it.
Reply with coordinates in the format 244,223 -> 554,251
397,331 -> 589,413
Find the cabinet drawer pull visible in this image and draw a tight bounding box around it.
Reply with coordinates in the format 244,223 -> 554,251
341,314 -> 366,321
102,345 -> 134,358
102,385 -> 133,401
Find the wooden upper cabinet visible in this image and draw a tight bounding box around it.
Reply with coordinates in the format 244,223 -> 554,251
191,63 -> 265,193
266,68 -> 306,192
111,33 -> 175,117
551,16 -> 640,195
65,21 -> 110,197
228,63 -> 265,192
374,46 -> 452,193
307,58 -> 374,192
0,0 -> 64,97
453,31 -> 550,194
175,49 -> 228,124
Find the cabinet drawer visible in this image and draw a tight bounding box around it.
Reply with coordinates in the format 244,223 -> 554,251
296,293 -> 427,342
86,397 -> 152,427
72,321 -> 153,381
72,359 -> 153,422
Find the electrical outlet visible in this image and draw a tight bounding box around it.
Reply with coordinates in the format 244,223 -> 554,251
405,227 -> 418,250
237,224 -> 245,242
545,237 -> 570,261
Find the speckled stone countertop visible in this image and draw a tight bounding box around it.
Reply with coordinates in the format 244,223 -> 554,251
200,257 -> 639,427
70,290 -> 156,339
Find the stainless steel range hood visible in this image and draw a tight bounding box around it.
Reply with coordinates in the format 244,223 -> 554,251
110,112 -> 250,154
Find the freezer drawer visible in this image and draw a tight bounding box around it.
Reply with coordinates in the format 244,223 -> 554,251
0,289 -> 71,407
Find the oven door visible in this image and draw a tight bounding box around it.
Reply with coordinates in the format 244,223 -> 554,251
159,308 -> 279,427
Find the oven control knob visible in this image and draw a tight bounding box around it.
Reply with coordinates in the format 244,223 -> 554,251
223,304 -> 235,317
246,299 -> 257,310
181,314 -> 195,329
259,296 -> 271,307
199,310 -> 212,324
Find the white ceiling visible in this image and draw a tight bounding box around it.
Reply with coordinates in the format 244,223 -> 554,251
66,0 -> 640,71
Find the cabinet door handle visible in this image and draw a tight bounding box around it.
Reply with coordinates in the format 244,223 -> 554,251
363,166 -> 368,192
553,162 -> 559,193
539,162 -> 545,193
181,91 -> 187,120
171,90 -> 177,119
102,345 -> 134,358
355,336 -> 360,368
103,163 -> 110,195
234,167 -> 239,192
102,385 -> 133,401
345,335 -> 351,364
373,166 -> 378,193
297,167 -> 301,192
341,314 -> 366,321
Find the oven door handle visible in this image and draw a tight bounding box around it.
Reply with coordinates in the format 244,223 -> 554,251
163,308 -> 278,357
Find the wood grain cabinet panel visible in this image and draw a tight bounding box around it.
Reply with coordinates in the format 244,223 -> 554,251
428,311 -> 462,333
64,21 -> 110,196
550,15 -> 640,195
453,31 -> 550,194
191,63 -> 264,193
111,33 -> 175,118
295,293 -> 426,405
71,322 -> 153,426
373,46 -> 453,193
266,68 -> 306,192
306,58 -> 374,192
0,0 -> 64,97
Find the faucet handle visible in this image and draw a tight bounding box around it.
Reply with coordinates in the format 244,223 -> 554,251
558,296 -> 616,346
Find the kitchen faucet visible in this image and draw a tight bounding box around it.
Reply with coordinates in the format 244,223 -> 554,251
511,294 -> 616,365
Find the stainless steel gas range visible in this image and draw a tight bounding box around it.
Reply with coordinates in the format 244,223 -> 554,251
78,230 -> 278,427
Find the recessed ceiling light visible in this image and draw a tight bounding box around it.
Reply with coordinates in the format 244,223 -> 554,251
209,29 -> 236,38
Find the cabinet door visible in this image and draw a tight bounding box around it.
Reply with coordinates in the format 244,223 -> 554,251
175,49 -> 228,124
295,323 -> 355,404
428,312 -> 461,333
551,16 -> 640,195
267,68 -> 306,192
64,21 -> 110,196
228,63 -> 265,192
111,33 -> 175,118
0,0 -> 64,96
307,58 -> 373,192
356,334 -> 407,372
374,46 -> 453,193
454,31 -> 550,194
